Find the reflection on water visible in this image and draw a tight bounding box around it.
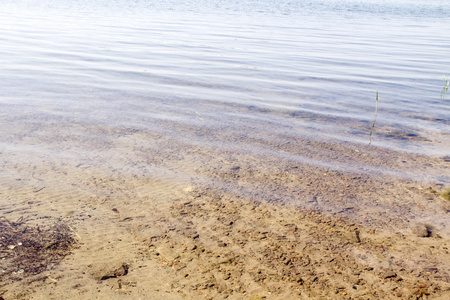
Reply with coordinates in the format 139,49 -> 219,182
1,0 -> 449,183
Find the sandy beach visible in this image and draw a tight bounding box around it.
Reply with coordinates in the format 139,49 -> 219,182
1,120 -> 449,299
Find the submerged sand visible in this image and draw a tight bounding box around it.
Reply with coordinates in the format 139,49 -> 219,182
1,117 -> 450,299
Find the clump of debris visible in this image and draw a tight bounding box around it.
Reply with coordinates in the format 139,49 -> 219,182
0,216 -> 78,285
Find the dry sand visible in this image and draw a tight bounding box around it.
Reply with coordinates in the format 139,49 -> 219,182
1,119 -> 450,299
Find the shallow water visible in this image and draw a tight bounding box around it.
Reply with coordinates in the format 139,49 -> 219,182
1,0 -> 449,184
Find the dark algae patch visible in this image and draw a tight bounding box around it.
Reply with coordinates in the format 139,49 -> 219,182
0,217 -> 78,286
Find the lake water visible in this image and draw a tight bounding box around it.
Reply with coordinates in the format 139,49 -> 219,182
1,0 -> 449,184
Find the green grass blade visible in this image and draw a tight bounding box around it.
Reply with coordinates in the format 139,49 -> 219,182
369,90 -> 378,145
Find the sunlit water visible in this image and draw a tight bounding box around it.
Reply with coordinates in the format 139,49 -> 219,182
1,0 -> 449,181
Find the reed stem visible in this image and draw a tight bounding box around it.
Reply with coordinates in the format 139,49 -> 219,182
369,90 -> 378,145
441,74 -> 449,99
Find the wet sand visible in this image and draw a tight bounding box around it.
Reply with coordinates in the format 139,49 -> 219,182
1,117 -> 450,299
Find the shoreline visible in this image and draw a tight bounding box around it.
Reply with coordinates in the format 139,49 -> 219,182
1,118 -> 449,299
0,144 -> 450,299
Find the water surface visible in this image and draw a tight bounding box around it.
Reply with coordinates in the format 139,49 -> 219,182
1,0 -> 449,183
